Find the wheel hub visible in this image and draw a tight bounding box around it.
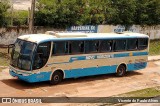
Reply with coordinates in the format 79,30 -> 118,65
54,75 -> 59,81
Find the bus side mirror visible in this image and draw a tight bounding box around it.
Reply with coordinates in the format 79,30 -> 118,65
8,44 -> 14,54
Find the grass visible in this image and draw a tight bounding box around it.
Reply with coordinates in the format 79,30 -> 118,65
149,40 -> 160,55
116,86 -> 160,97
89,86 -> 160,105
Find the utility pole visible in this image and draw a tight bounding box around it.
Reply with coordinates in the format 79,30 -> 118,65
29,0 -> 36,34
28,7 -> 30,26
11,3 -> 13,26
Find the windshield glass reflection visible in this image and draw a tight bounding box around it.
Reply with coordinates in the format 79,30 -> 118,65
10,39 -> 36,71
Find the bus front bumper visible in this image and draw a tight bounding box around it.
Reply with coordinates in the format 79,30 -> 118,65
9,70 -> 52,83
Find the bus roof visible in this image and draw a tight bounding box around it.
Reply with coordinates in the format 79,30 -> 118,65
18,32 -> 149,44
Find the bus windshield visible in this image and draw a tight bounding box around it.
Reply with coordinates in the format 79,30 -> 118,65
10,39 -> 36,71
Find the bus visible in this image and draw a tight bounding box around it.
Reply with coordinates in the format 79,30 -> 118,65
9,32 -> 149,84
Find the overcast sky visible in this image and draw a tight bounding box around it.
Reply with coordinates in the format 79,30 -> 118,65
10,0 -> 31,10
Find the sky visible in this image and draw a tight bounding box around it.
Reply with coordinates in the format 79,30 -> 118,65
10,0 -> 31,10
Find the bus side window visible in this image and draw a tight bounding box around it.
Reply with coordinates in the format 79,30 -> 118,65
33,42 -> 51,70
127,39 -> 138,50
69,41 -> 84,54
80,41 -> 84,53
114,39 -> 126,51
99,40 -> 112,52
85,40 -> 99,53
138,38 -> 148,50
52,41 -> 67,55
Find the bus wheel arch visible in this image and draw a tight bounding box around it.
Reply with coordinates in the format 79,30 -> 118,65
116,63 -> 127,77
50,69 -> 64,85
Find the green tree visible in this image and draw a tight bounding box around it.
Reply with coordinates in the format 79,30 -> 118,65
11,10 -> 28,26
35,0 -> 90,27
109,0 -> 136,30
35,0 -> 160,28
87,0 -> 106,24
0,0 -> 10,27
35,0 -> 57,26
135,0 -> 160,25
148,0 -> 160,25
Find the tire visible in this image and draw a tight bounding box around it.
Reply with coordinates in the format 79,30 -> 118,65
50,71 -> 63,85
116,65 -> 126,77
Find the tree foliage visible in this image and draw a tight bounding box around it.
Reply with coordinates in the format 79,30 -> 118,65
135,0 -> 160,25
35,0 -> 160,28
12,10 -> 28,26
35,0 -> 90,27
0,0 -> 10,27
1,0 -> 160,28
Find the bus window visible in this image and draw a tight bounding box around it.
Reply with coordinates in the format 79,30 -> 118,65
69,41 -> 84,54
114,39 -> 126,51
11,39 -> 36,71
33,42 -> 51,69
85,40 -> 99,53
99,40 -> 112,52
138,38 -> 148,50
52,41 -> 68,55
127,39 -> 138,50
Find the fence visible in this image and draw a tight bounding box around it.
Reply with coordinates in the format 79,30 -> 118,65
0,25 -> 160,56
0,26 -> 65,45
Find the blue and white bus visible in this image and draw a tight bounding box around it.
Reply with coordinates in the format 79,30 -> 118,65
9,32 -> 149,84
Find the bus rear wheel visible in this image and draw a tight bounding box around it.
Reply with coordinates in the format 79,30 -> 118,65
50,71 -> 63,85
116,65 -> 126,77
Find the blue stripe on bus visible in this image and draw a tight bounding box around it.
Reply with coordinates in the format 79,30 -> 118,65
69,56 -> 86,62
9,62 -> 147,83
133,52 -> 148,56
9,70 -> 52,83
135,62 -> 147,69
64,62 -> 147,78
114,53 -> 129,57
64,65 -> 117,78
49,51 -> 148,65
127,62 -> 147,71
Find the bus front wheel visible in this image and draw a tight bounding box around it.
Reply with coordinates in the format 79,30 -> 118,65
50,71 -> 63,85
116,65 -> 126,77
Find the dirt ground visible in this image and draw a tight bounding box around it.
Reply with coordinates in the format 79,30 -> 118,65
0,61 -> 160,106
